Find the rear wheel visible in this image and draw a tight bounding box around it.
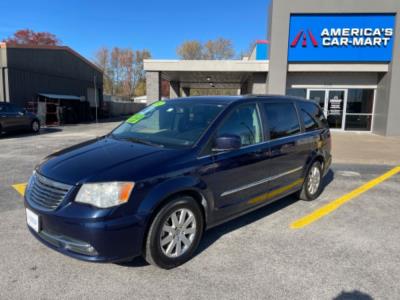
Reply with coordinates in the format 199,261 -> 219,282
298,161 -> 323,201
31,120 -> 40,133
144,196 -> 204,269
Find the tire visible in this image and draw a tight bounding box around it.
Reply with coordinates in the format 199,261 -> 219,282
144,196 -> 204,269
31,120 -> 40,133
298,161 -> 323,201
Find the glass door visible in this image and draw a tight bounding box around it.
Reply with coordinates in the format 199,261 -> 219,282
307,89 -> 346,130
326,90 -> 346,130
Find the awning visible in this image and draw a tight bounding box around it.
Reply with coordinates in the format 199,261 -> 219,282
38,93 -> 82,101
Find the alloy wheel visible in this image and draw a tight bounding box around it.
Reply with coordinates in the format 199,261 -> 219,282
307,165 -> 321,195
32,121 -> 40,132
160,208 -> 197,258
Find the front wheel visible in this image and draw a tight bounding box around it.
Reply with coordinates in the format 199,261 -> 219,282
144,196 -> 204,269
31,120 -> 40,133
298,161 -> 323,201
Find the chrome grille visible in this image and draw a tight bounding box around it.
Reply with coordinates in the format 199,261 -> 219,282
27,172 -> 73,210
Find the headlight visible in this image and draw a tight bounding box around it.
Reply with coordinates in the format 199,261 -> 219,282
75,182 -> 135,208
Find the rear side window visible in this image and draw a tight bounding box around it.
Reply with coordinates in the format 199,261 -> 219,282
298,101 -> 328,131
263,102 -> 300,139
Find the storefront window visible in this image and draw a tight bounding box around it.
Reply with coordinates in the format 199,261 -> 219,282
346,89 -> 374,114
345,115 -> 372,131
345,89 -> 374,131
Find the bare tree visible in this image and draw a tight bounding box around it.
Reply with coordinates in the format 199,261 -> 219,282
176,38 -> 235,60
120,49 -> 134,98
177,40 -> 203,60
110,47 -> 123,95
203,37 -> 235,60
94,47 -> 151,98
133,49 -> 151,96
94,47 -> 113,95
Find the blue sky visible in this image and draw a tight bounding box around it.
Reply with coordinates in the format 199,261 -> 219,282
0,0 -> 270,61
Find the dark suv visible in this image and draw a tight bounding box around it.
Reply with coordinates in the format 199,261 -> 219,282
24,96 -> 331,269
0,102 -> 40,134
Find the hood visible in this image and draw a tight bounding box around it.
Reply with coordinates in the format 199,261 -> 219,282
38,137 -> 173,184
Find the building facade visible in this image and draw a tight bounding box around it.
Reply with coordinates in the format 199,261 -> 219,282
0,43 -> 103,123
144,0 -> 400,136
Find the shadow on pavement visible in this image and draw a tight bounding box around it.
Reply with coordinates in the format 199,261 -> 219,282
119,169 -> 335,268
0,127 -> 62,139
333,290 -> 373,300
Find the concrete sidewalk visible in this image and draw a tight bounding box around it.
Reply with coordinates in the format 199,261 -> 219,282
331,132 -> 400,165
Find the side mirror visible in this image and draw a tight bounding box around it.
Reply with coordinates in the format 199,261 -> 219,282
213,134 -> 241,152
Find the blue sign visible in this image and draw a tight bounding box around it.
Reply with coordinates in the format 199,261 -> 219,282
288,14 -> 395,62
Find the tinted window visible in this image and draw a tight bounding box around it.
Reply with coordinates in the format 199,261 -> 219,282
217,104 -> 262,146
298,101 -> 327,131
346,89 -> 374,114
263,102 -> 301,139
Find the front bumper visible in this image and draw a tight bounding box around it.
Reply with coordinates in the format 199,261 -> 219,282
25,201 -> 147,263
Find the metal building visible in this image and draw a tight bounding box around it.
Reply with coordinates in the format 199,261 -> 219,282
0,43 -> 103,124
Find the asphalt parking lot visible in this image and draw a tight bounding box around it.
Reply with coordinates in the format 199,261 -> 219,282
1,122 -> 400,300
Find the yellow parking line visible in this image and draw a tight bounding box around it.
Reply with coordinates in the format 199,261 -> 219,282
12,183 -> 27,197
290,166 -> 400,230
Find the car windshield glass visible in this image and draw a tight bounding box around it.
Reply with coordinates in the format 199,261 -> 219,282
111,100 -> 225,148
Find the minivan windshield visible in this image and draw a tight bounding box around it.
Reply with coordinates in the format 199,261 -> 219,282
111,100 -> 225,148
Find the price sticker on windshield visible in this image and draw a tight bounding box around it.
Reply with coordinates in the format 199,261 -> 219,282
126,101 -> 166,124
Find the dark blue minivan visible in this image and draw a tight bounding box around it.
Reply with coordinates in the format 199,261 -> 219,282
25,96 -> 331,269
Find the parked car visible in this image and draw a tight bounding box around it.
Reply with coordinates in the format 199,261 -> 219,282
0,102 -> 40,134
24,96 -> 331,269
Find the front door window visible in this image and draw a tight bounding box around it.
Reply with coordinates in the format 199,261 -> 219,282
307,89 -> 347,130
326,90 -> 345,129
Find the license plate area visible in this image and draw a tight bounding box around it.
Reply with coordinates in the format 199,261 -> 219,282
26,208 -> 40,232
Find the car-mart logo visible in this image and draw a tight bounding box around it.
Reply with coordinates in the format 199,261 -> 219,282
291,30 -> 318,47
291,27 -> 393,48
